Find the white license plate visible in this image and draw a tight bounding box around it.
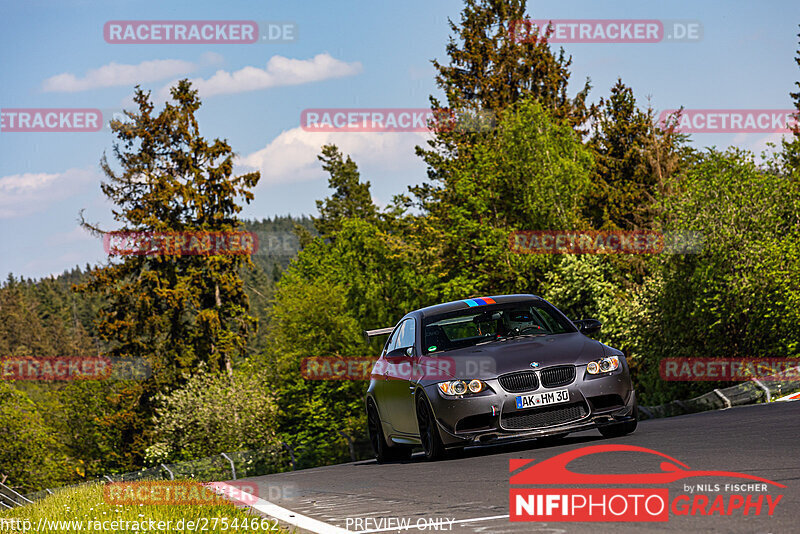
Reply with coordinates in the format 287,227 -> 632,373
515,389 -> 569,409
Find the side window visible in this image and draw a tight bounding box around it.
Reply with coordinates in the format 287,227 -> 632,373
384,326 -> 401,355
397,318 -> 416,350
531,306 -> 568,334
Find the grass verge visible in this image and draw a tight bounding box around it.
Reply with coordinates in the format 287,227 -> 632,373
0,481 -> 290,533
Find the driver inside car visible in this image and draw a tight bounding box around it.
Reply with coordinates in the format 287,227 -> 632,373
504,309 -> 546,334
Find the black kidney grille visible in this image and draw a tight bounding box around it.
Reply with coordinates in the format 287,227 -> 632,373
498,371 -> 539,393
501,403 -> 587,430
540,365 -> 576,387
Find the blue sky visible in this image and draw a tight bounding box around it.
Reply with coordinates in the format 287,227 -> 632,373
1,0 -> 798,279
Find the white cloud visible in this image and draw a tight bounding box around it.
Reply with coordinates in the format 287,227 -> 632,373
42,59 -> 196,92
199,51 -> 225,66
160,53 -> 362,99
737,131 -> 793,158
0,168 -> 97,218
237,126 -> 429,186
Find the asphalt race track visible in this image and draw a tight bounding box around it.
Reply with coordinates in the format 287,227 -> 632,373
242,402 -> 799,533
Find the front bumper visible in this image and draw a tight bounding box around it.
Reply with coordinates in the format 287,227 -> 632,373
424,364 -> 635,447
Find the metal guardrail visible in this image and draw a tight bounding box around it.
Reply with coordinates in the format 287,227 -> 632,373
0,482 -> 33,509
639,364 -> 800,419
18,447 -> 291,504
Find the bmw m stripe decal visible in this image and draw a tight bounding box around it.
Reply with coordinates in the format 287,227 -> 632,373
463,297 -> 496,307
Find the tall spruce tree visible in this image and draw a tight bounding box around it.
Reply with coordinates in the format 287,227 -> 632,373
412,0 -> 590,212
314,145 -> 378,237
782,28 -> 800,172
76,80 -> 259,466
430,0 -> 588,124
586,79 -> 690,230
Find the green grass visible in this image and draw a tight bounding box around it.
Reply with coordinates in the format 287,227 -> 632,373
0,481 -> 291,533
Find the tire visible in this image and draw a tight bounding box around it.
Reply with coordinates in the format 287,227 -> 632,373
599,403 -> 638,438
367,401 -> 412,463
416,394 -> 446,461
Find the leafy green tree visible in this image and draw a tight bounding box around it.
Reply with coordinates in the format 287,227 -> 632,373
629,149 -> 800,403
413,99 -> 595,299
264,273 -> 372,467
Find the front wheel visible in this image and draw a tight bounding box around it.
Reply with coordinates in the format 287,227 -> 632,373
416,394 -> 446,461
367,401 -> 412,463
598,403 -> 638,438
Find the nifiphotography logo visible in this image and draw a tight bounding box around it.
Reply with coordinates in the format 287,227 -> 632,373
509,444 -> 784,522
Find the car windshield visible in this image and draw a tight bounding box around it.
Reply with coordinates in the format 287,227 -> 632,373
422,300 -> 575,354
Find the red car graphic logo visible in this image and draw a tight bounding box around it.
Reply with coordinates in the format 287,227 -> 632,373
510,444 -> 786,487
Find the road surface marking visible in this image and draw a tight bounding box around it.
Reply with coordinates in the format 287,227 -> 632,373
354,514 -> 511,533
208,482 -> 350,534
211,481 -> 513,533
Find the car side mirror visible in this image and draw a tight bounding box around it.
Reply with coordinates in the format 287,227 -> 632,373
574,319 -> 602,336
386,346 -> 414,362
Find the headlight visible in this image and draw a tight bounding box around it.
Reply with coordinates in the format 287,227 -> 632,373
438,379 -> 487,397
468,379 -> 484,393
586,356 -> 620,375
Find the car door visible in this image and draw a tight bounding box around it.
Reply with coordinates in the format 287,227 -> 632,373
372,324 -> 401,428
383,317 -> 419,435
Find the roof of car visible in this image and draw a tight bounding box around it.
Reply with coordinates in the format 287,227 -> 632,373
416,294 -> 543,318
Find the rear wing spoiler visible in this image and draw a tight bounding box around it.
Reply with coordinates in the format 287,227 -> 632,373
364,327 -> 394,339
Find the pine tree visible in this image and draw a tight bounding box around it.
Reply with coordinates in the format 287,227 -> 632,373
586,79 -> 690,230
782,28 -> 800,172
430,0 -> 588,124
412,0 -> 590,216
76,80 -> 259,466
314,145 -> 378,236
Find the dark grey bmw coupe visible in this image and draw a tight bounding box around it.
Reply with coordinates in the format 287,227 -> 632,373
365,294 -> 637,462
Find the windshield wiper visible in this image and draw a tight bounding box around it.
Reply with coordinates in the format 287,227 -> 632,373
478,332 -> 547,344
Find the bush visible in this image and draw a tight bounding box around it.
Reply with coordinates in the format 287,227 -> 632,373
146,368 -> 278,464
0,382 -> 71,492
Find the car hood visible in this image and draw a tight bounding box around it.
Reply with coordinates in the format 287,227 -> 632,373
419,332 -> 605,380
